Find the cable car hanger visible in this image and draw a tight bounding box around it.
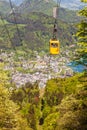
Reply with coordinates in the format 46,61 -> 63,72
49,0 -> 61,55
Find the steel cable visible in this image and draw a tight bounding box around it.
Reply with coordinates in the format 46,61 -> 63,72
9,0 -> 22,46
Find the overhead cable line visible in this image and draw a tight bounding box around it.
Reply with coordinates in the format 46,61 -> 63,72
9,0 -> 22,46
57,0 -> 61,17
57,0 -> 62,8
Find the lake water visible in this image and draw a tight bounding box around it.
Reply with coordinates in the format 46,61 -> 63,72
67,61 -> 86,72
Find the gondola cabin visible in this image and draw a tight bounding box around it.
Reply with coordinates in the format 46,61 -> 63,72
49,39 -> 60,54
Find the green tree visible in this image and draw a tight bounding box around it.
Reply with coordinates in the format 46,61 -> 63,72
11,82 -> 40,130
56,74 -> 87,130
76,0 -> 87,67
43,72 -> 87,130
0,81 -> 32,130
0,63 -> 32,130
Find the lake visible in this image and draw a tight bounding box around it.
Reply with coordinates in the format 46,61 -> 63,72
67,61 -> 86,72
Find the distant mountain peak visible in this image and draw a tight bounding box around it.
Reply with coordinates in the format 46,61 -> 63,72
54,0 -> 86,10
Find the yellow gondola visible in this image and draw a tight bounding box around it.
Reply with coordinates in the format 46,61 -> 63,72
50,39 -> 60,55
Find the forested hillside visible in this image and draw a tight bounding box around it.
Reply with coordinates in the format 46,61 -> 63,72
0,0 -> 80,51
42,72 -> 87,130
0,12 -> 76,51
18,0 -> 80,23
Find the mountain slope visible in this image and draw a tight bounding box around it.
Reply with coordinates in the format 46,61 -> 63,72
0,12 -> 76,51
54,0 -> 86,10
18,0 -> 80,23
0,0 -> 81,23
0,0 -> 77,52
18,0 -> 56,16
0,1 -> 11,14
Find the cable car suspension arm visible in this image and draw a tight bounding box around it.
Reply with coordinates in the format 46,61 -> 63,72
52,0 -> 61,39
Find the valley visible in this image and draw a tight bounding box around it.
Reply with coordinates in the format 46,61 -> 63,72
0,0 -> 80,89
0,45 -> 75,88
0,0 -> 81,89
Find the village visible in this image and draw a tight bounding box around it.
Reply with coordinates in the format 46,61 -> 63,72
0,49 -> 74,88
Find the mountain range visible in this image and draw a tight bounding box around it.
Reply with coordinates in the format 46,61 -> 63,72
0,0 -> 80,23
55,0 -> 86,10
5,0 -> 86,10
